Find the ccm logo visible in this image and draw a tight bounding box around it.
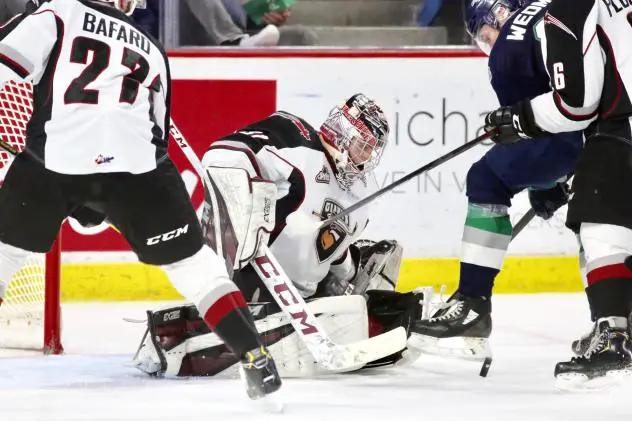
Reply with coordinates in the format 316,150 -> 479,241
163,310 -> 181,322
254,255 -> 317,335
146,225 -> 189,246
169,127 -> 188,148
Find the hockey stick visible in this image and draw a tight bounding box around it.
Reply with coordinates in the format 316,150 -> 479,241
0,137 -> 44,165
169,120 -> 408,371
511,208 -> 536,240
322,129 -> 496,226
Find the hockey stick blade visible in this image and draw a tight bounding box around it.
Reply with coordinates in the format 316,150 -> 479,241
321,129 -> 496,226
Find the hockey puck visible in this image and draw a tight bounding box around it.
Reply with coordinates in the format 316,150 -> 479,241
479,357 -> 492,377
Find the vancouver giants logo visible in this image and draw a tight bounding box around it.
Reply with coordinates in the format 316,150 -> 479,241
315,199 -> 351,262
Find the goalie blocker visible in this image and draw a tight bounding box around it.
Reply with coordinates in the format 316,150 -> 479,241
133,240 -> 425,377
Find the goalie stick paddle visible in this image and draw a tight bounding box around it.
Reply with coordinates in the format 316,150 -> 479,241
169,120 -> 408,371
321,129 -> 497,226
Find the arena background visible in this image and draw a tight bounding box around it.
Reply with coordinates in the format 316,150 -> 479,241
58,49 -> 582,301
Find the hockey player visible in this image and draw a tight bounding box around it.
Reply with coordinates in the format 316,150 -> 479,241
0,0 -> 281,399
132,95 -> 426,377
481,0 -> 632,385
409,0 -> 584,364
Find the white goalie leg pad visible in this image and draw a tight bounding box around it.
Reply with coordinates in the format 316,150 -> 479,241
133,295 -> 376,378
263,295 -> 373,376
202,166 -> 276,270
0,241 -> 33,300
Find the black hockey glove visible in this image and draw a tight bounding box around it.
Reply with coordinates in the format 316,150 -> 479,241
484,101 -> 547,145
362,289 -> 424,368
528,182 -> 570,220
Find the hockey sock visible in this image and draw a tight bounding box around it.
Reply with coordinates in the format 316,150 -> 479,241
200,288 -> 262,357
458,203 -> 512,298
162,246 -> 262,357
586,277 -> 632,319
581,223 -> 632,319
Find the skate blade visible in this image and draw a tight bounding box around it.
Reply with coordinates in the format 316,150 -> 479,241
407,333 -> 492,361
555,368 -> 632,392
249,390 -> 284,413
239,367 -> 284,413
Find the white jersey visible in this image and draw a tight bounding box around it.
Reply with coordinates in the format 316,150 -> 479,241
201,111 -> 375,297
0,0 -> 169,174
529,0 -> 632,141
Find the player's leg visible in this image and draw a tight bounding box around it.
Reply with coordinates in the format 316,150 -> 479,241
410,136 -> 581,357
103,159 -> 280,398
0,154 -> 69,305
555,136 -> 632,387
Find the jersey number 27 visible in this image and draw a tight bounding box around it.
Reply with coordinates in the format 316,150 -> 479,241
64,36 -> 151,105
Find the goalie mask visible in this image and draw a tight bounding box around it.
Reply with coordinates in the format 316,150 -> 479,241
320,94 -> 389,189
100,0 -> 146,15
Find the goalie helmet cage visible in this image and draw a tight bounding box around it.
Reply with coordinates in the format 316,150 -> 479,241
0,81 -> 63,355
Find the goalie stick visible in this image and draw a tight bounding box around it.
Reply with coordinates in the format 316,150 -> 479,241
321,129 -> 497,226
169,120 -> 408,372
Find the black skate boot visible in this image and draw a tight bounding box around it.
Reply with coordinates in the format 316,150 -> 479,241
555,317 -> 632,390
240,346 -> 282,400
407,292 -> 493,373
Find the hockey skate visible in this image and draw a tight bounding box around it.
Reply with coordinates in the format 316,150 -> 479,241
555,317 -> 632,391
570,323 -> 598,357
407,291 -> 493,375
239,346 -> 282,400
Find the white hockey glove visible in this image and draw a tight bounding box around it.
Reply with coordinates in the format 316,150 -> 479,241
201,166 -> 276,271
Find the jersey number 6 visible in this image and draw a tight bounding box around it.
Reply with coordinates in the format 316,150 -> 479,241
64,36 -> 150,105
553,62 -> 565,90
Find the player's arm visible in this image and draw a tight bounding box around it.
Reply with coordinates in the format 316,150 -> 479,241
528,0 -> 602,133
0,1 -> 58,84
484,0 -> 602,143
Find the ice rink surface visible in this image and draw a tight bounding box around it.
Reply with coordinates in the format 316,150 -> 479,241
2,294 -> 631,421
